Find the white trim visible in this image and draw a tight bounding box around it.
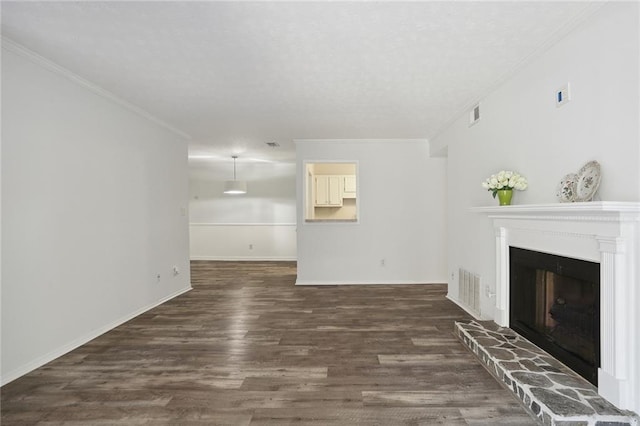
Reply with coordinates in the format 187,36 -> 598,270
0,286 -> 192,386
1,37 -> 191,140
446,294 -> 486,321
295,280 -> 443,286
189,223 -> 296,227
471,201 -> 640,215
191,256 -> 296,261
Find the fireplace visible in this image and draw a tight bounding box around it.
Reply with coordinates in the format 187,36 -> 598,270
473,202 -> 640,413
509,247 -> 600,385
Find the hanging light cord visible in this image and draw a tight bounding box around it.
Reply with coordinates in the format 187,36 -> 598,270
232,155 -> 238,180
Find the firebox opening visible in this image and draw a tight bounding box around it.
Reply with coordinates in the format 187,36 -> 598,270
509,247 -> 600,385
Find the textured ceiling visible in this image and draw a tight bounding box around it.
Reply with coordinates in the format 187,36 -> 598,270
1,1 -> 601,177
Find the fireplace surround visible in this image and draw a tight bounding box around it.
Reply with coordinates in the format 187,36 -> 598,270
474,202 -> 640,414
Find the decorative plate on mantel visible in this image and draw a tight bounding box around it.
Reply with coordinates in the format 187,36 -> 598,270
574,161 -> 601,202
555,161 -> 601,203
556,173 -> 578,203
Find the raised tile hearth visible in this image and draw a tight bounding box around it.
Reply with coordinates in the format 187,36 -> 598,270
456,320 -> 639,426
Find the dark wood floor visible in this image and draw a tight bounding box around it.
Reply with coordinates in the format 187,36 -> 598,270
1,261 -> 536,425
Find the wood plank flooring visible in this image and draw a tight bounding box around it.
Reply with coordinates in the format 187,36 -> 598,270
1,261 -> 537,425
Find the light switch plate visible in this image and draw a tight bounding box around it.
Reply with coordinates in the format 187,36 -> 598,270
556,83 -> 571,107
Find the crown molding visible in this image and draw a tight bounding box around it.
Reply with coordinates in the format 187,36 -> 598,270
431,2 -> 607,143
1,37 -> 191,140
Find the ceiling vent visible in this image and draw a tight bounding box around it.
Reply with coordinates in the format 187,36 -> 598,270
469,103 -> 481,127
265,141 -> 280,148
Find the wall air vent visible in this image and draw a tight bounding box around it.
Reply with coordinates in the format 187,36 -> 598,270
459,267 -> 481,316
469,103 -> 480,127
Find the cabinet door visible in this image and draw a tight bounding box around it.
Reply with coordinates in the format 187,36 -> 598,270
315,176 -> 329,205
315,176 -> 343,206
343,175 -> 356,198
327,176 -> 342,205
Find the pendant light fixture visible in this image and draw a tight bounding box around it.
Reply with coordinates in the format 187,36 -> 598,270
223,155 -> 247,194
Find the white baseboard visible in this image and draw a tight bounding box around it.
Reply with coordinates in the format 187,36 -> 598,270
446,293 -> 486,320
295,280 -> 444,286
191,256 -> 297,261
0,286 -> 192,386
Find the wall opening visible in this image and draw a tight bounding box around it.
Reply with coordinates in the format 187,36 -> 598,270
304,162 -> 358,222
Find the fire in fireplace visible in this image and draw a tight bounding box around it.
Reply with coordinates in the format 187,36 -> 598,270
509,247 -> 600,385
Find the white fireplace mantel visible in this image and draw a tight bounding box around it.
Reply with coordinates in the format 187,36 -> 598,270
473,201 -> 640,413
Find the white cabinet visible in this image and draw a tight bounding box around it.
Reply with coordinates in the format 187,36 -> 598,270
315,175 -> 342,207
314,174 -> 357,206
342,175 -> 356,198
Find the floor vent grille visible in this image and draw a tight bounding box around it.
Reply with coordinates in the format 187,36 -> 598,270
459,268 -> 480,315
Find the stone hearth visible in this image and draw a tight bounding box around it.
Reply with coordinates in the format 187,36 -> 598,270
456,320 -> 639,426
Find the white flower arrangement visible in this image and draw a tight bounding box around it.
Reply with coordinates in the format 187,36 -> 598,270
482,170 -> 528,198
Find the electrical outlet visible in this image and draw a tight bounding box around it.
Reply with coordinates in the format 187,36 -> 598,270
172,266 -> 179,276
156,273 -> 161,282
380,259 -> 385,267
249,244 -> 253,250
485,285 -> 496,298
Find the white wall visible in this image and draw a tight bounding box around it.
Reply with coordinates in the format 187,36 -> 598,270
190,224 -> 296,260
431,3 -> 640,318
295,139 -> 447,285
432,4 -> 640,413
1,43 -> 191,384
189,163 -> 296,260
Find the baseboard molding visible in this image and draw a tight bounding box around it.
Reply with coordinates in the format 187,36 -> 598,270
0,286 -> 192,386
190,256 -> 297,261
295,280 -> 444,286
446,293 -> 485,320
